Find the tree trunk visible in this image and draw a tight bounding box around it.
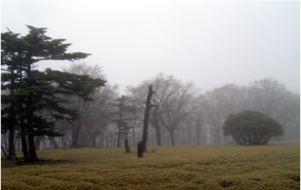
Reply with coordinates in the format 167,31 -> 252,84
27,116 -> 39,161
64,133 -> 71,147
28,134 -> 39,161
137,141 -> 145,158
132,127 -> 136,146
137,85 -> 154,158
91,132 -> 97,147
8,66 -> 16,160
117,128 -> 121,147
169,129 -> 175,146
1,145 -> 8,159
2,134 -> 8,153
21,134 -> 29,162
196,119 -> 200,145
72,119 -> 81,147
49,137 -> 59,148
8,127 -> 15,160
124,138 -> 131,153
155,127 -> 162,146
35,136 -> 44,150
106,136 -> 110,148
152,106 -> 162,146
21,117 -> 29,161
17,137 -> 21,151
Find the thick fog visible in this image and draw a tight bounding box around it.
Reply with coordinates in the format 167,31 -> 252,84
1,1 -> 300,93
1,1 -> 300,151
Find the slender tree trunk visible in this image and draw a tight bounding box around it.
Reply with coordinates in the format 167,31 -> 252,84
153,106 -> 162,146
196,119 -> 200,146
92,133 -> 97,147
110,132 -> 114,147
72,123 -> 76,146
27,117 -> 39,161
132,127 -> 136,146
8,66 -> 16,160
17,137 -> 21,151
124,138 -> 131,153
8,127 -> 15,160
35,136 -> 44,150
49,137 -> 59,148
64,133 -> 71,147
106,136 -> 110,148
28,133 -> 39,161
21,136 -> 29,160
117,127 -> 121,147
169,129 -> 176,146
20,114 -> 29,161
2,134 -> 8,152
26,120 -> 39,161
72,119 -> 81,147
1,145 -> 8,159
137,85 -> 154,158
155,127 -> 162,146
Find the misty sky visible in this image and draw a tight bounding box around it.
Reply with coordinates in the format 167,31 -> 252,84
1,1 -> 300,93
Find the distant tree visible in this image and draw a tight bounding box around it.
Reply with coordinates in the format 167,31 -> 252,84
128,73 -> 198,146
157,75 -> 198,146
203,84 -> 246,145
246,78 -> 300,140
62,62 -> 113,148
223,110 -> 283,145
194,95 -> 206,145
110,95 -> 136,148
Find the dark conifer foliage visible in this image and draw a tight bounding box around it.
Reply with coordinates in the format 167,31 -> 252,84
1,25 -> 105,161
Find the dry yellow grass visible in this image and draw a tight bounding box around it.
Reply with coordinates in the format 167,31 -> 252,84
1,141 -> 300,189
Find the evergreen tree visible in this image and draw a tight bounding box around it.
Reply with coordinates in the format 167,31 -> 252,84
1,25 -> 105,161
110,96 -> 136,147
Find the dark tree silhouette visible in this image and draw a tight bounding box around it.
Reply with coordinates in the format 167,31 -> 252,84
124,138 -> 131,153
137,85 -> 155,158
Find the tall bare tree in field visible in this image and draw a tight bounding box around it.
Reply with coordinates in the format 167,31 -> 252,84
129,73 -> 198,146
137,85 -> 155,158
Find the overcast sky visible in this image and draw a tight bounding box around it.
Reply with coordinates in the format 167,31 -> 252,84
1,1 -> 300,94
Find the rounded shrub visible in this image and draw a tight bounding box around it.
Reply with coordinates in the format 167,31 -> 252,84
223,110 -> 283,145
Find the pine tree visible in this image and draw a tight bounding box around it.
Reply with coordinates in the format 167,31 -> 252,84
1,25 -> 105,162
110,96 -> 136,148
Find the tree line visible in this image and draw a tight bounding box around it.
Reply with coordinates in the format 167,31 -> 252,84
2,26 -> 300,161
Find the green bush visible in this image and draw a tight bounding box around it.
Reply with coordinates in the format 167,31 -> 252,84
223,110 -> 283,145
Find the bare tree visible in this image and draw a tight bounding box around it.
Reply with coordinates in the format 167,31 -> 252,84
201,79 -> 300,145
247,78 -> 300,140
61,62 -> 118,147
129,73 -> 198,146
203,84 -> 245,145
137,85 -> 155,158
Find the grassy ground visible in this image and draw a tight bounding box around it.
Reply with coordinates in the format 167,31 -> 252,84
1,141 -> 300,190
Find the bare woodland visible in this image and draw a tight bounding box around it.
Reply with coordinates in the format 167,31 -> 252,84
2,63 -> 299,151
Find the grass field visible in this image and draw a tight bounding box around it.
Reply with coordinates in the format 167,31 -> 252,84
1,141 -> 300,190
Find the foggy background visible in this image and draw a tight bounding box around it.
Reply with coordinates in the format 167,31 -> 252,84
1,1 -> 300,151
1,1 -> 300,94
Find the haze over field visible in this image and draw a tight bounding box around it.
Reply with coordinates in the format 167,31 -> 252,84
1,1 -> 300,93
